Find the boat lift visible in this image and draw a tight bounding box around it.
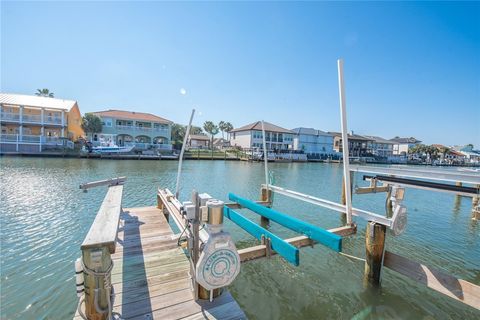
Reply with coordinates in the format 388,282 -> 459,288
160,59 -> 479,311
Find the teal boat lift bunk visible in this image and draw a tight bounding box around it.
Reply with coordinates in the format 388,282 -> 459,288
224,193 -> 342,266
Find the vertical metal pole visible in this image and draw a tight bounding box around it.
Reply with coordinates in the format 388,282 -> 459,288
261,120 -> 269,189
175,109 -> 195,198
337,59 -> 353,225
191,190 -> 200,300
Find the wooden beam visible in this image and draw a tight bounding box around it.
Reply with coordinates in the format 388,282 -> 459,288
355,186 -> 390,194
238,225 -> 356,263
384,251 -> 480,310
364,222 -> 386,286
79,176 -> 126,190
81,185 -> 123,253
224,201 -> 271,209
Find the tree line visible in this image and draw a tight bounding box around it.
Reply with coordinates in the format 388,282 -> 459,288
172,121 -> 233,149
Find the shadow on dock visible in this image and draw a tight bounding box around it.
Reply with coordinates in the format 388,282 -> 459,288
116,209 -> 153,318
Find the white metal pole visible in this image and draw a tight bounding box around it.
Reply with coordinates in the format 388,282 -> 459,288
175,109 -> 195,198
261,120 -> 269,188
337,59 -> 353,225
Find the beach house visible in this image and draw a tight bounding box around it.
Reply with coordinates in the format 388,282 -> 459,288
390,137 -> 422,156
362,135 -> 395,157
291,127 -> 334,156
229,121 -> 294,151
330,132 -> 373,157
91,110 -> 172,150
0,93 -> 83,153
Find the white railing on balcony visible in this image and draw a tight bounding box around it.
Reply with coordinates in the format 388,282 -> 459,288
1,112 -> 21,121
0,134 -> 73,149
44,116 -> 63,125
22,114 -> 42,123
114,125 -> 169,135
1,112 -> 63,125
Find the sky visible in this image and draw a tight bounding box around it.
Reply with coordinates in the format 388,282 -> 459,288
1,1 -> 479,146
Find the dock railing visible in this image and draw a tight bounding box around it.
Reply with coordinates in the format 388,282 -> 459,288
78,177 -> 125,320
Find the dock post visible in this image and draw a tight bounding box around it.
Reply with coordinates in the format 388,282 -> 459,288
157,193 -> 169,222
260,186 -> 272,226
82,246 -> 112,320
364,221 -> 386,287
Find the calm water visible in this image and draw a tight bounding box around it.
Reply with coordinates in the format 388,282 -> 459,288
0,157 -> 479,319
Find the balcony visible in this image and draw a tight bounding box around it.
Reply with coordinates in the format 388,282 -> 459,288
0,134 -> 67,145
0,112 -> 63,125
22,114 -> 42,124
1,112 -> 21,122
44,116 -> 63,125
113,125 -> 169,137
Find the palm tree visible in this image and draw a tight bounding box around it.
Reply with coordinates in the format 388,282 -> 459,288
203,121 -> 219,150
218,121 -> 227,139
224,122 -> 233,140
35,89 -> 54,97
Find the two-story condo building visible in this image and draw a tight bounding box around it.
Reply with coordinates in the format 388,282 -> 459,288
363,135 -> 394,157
229,121 -> 294,151
390,137 -> 422,156
330,132 -> 373,157
0,93 -> 83,153
91,110 -> 172,150
291,127 -> 334,155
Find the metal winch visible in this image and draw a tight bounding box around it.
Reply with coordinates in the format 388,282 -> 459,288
195,199 -> 241,291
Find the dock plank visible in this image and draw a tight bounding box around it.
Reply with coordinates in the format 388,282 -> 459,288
76,205 -> 245,319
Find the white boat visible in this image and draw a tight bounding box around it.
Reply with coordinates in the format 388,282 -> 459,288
91,145 -> 134,154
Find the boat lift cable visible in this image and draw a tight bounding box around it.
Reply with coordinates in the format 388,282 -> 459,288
175,109 -> 196,199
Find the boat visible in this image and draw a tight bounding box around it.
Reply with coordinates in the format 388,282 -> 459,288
91,145 -> 134,154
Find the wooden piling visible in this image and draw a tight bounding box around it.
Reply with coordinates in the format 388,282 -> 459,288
81,247 -> 111,320
260,186 -> 272,225
364,222 -> 386,286
157,193 -> 169,221
80,185 -> 123,320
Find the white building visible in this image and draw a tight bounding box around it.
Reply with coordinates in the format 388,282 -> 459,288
229,121 -> 294,150
390,137 -> 422,156
291,127 -> 334,155
363,135 -> 394,157
1,93 -> 83,153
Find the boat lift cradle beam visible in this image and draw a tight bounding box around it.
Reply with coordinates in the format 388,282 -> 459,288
224,207 -> 300,266
361,174 -> 480,198
265,184 -> 392,227
349,165 -> 480,185
228,193 -> 342,252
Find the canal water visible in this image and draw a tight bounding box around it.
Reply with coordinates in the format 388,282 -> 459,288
0,157 -> 478,319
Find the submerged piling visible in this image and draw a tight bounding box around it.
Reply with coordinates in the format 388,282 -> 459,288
260,186 -> 272,226
364,222 -> 386,286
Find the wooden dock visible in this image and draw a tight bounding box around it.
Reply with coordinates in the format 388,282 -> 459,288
75,205 -> 245,320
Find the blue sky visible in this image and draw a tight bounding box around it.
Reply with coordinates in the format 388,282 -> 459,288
1,1 -> 479,146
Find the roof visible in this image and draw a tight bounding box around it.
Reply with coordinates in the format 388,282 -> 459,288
92,109 -> 172,124
363,135 -> 394,144
230,121 -> 293,134
389,137 -> 422,144
189,134 -> 210,141
0,93 -> 76,110
328,132 -> 372,141
291,127 -> 332,136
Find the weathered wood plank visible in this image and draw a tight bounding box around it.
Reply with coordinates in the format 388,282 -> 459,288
77,203 -> 245,320
384,251 -> 480,310
79,176 -> 126,190
81,185 -> 123,253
